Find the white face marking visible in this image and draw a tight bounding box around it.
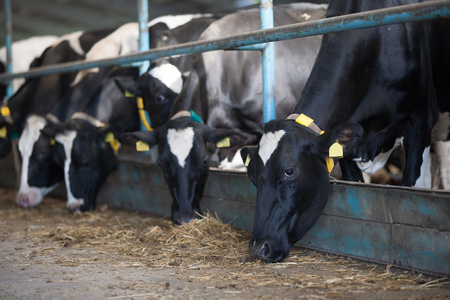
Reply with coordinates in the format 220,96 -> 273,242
149,63 -> 183,94
17,116 -> 59,206
55,130 -> 84,208
167,127 -> 195,168
356,137 -> 404,175
147,14 -> 213,30
258,130 -> 286,166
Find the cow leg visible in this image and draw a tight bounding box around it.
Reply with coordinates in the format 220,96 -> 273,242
339,157 -> 365,182
402,126 -> 432,188
434,140 -> 450,189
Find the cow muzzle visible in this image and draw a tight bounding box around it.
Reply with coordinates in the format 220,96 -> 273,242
249,239 -> 289,262
16,189 -> 43,208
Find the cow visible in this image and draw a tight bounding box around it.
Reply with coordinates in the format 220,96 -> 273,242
240,0 -> 450,262
0,35 -> 58,100
0,29 -> 115,159
20,67 -> 140,212
120,3 -> 327,225
115,15 -> 220,129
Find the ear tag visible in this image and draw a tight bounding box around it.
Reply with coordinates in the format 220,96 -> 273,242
296,113 -> 314,127
245,154 -> 251,167
216,137 -> 230,148
136,140 -> 150,152
0,126 -> 7,138
325,156 -> 335,173
329,141 -> 343,158
50,138 -> 56,146
110,139 -> 120,154
1,106 -> 11,117
124,90 -> 134,98
189,110 -> 203,124
104,132 -> 114,143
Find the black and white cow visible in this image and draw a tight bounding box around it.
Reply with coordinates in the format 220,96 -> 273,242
0,35 -> 58,101
14,29 -> 117,208
0,29 -> 115,160
30,67 -> 140,212
120,3 -> 326,225
115,15 -> 219,129
241,0 -> 450,262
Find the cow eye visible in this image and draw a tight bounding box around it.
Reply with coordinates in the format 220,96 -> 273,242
284,168 -> 295,178
157,94 -> 165,102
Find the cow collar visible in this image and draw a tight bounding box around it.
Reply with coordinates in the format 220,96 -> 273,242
170,110 -> 204,124
286,113 -> 342,173
70,112 -> 120,154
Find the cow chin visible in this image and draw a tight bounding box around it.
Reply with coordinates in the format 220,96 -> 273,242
16,188 -> 45,208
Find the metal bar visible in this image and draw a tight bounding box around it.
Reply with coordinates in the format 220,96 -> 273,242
260,0 -> 275,123
1,0 -> 449,83
137,0 -> 150,75
3,0 -> 14,98
137,0 -> 152,131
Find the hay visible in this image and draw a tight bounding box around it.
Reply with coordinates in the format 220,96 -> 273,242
1,187 -> 449,297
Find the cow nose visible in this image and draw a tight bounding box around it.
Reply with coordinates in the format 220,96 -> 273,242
250,240 -> 273,261
172,213 -> 196,225
17,193 -> 30,208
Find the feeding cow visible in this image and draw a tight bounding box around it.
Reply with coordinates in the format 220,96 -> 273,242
240,0 -> 450,262
120,3 -> 327,225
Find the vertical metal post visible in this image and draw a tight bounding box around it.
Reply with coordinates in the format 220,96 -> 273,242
260,0 -> 275,123
137,0 -> 152,131
3,0 -> 14,99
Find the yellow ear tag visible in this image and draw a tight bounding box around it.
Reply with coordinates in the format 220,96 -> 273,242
110,139 -> 120,154
0,126 -> 7,138
136,140 -> 150,152
325,156 -> 335,173
50,138 -> 55,146
245,154 -> 251,167
329,141 -> 343,158
104,132 -> 114,143
1,106 -> 11,117
124,90 -> 134,98
216,137 -> 231,148
295,113 -> 314,127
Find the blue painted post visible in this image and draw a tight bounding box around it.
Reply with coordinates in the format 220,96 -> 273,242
260,0 -> 275,123
3,0 -> 14,99
137,0 -> 152,131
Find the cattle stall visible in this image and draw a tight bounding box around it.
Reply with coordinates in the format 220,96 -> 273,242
0,0 -> 449,278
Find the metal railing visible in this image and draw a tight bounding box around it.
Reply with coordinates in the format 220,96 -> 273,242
1,0 -> 450,122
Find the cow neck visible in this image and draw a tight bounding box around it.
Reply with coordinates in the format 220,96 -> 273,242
286,113 -> 340,173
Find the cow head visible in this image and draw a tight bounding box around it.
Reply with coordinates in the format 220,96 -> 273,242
241,117 -> 363,262
115,60 -> 184,129
121,113 -> 246,225
49,113 -> 119,213
16,115 -> 65,208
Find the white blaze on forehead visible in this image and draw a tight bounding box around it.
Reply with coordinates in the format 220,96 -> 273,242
167,127 -> 195,168
258,130 -> 286,166
17,116 -> 47,201
55,130 -> 84,208
149,63 -> 183,94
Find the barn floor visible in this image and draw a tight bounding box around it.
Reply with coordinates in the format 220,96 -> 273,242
0,187 -> 449,300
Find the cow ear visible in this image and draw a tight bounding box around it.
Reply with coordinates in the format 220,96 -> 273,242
323,123 -> 363,157
240,146 -> 257,167
120,130 -> 158,151
114,78 -> 136,98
